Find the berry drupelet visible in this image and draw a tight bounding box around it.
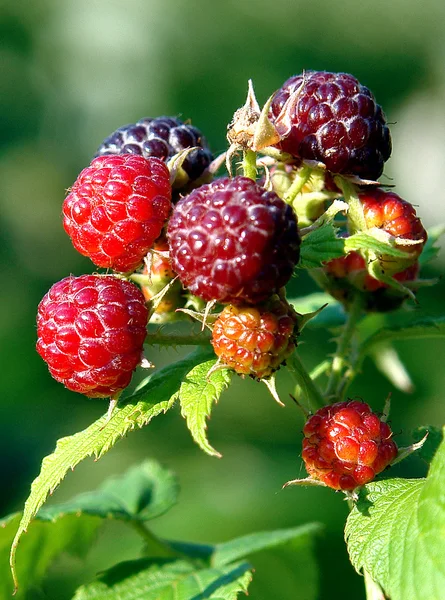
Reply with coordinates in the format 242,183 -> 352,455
167,176 -> 301,305
36,275 -> 148,398
96,116 -> 214,190
211,296 -> 298,379
302,400 -> 398,490
63,154 -> 171,273
270,71 -> 391,181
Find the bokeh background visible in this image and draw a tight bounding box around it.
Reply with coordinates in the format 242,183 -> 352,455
1,1 -> 445,598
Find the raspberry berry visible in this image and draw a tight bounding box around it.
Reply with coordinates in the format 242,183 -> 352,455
302,400 -> 398,490
324,251 -> 420,312
167,177 -> 300,305
140,235 -> 186,321
360,188 -> 427,275
211,296 -> 298,379
96,116 -> 213,189
63,155 -> 171,273
270,71 -> 391,181
36,275 -> 148,398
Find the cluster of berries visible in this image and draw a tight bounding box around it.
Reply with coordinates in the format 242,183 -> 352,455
36,70 -> 424,490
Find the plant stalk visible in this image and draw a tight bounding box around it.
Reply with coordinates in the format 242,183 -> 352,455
325,294 -> 363,400
131,521 -> 177,558
242,149 -> 257,180
146,331 -> 211,347
287,352 -> 326,413
283,165 -> 312,204
334,176 -> 367,233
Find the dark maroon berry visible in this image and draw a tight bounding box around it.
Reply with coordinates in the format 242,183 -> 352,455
96,116 -> 213,189
270,71 -> 391,180
167,177 -> 300,305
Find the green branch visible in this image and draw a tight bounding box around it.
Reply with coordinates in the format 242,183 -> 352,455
287,352 -> 326,413
146,332 -> 211,347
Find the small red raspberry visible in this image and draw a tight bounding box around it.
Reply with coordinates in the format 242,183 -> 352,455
302,401 -> 398,490
167,177 -> 300,305
270,71 -> 391,181
211,296 -> 298,379
360,188 -> 427,274
36,275 -> 148,398
140,236 -> 186,320
324,251 -> 419,312
63,155 -> 172,273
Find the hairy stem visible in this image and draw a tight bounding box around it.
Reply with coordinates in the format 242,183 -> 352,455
325,294 -> 363,400
334,176 -> 367,233
287,351 -> 326,413
242,149 -> 257,180
146,331 -> 211,347
283,165 -> 312,204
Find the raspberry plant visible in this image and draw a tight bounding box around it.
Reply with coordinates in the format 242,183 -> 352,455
3,72 -> 445,600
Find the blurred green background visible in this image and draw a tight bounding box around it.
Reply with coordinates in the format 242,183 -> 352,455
1,0 -> 445,598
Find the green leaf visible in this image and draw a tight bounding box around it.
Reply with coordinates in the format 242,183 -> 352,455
413,426 -> 444,464
299,223 -> 345,268
288,292 -> 346,328
179,358 -> 232,458
37,460 -> 179,523
345,428 -> 445,600
419,224 -> 445,266
358,316 -> 445,364
72,557 -> 252,600
0,512 -> 100,599
344,231 -> 410,258
10,347 -> 213,593
212,523 -> 321,567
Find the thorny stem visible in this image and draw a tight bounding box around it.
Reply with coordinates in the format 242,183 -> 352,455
283,165 -> 312,204
287,351 -> 326,413
146,331 -> 211,347
242,149 -> 258,180
334,175 -> 367,234
325,294 -> 363,400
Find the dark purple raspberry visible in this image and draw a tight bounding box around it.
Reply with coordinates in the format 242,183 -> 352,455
270,71 -> 391,180
167,177 -> 300,305
36,275 -> 148,398
96,116 -> 213,187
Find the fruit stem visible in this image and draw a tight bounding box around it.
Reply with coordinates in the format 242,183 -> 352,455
130,521 -> 177,558
325,294 -> 363,401
334,176 -> 367,233
287,352 -> 326,412
146,331 -> 211,347
242,149 -> 258,180
283,165 -> 312,205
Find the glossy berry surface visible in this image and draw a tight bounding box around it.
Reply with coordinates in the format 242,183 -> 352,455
167,177 -> 300,304
324,251 -> 419,312
211,297 -> 298,379
63,155 -> 171,273
36,275 -> 148,398
96,116 -> 213,187
360,188 -> 427,274
302,400 -> 398,490
270,71 -> 391,180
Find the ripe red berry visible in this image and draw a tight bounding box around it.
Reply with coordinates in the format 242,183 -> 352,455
360,188 -> 427,275
167,177 -> 300,305
270,71 -> 391,181
302,401 -> 398,490
63,155 -> 172,273
324,251 -> 419,312
211,296 -> 298,379
36,275 -> 148,398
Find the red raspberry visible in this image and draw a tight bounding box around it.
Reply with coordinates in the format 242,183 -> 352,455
211,296 -> 298,379
302,401 -> 398,490
270,71 -> 391,181
167,177 -> 300,304
63,155 -> 172,273
360,188 -> 427,274
36,275 -> 148,398
324,251 -> 419,312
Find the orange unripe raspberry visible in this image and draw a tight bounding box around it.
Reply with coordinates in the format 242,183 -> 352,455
211,296 -> 298,379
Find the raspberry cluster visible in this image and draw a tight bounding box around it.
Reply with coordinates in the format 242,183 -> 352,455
35,70 -> 429,495
302,401 -> 398,490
